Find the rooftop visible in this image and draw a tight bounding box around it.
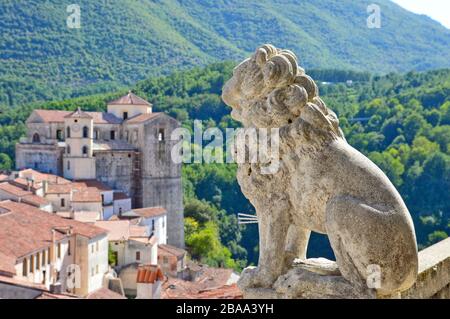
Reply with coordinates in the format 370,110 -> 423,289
64,107 -> 92,119
0,182 -> 32,197
0,201 -> 107,260
71,187 -> 102,203
31,110 -> 122,125
158,244 -> 186,258
122,207 -> 166,219
108,92 -> 152,106
136,265 -> 164,284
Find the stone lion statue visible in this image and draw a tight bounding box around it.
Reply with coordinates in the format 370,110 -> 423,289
222,44 -> 418,298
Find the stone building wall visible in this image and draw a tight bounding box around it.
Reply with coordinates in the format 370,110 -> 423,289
94,151 -> 137,202
140,116 -> 184,248
16,143 -> 63,175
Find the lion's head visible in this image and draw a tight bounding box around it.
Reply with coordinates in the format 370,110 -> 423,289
222,44 -> 344,141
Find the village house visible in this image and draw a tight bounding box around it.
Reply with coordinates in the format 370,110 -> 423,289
158,244 -> 187,278
94,220 -> 158,267
119,206 -> 168,245
0,200 -> 110,297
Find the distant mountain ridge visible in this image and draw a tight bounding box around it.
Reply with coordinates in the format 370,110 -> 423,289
1,0 -> 450,106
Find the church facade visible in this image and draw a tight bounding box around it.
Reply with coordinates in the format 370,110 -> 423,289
15,92 -> 184,248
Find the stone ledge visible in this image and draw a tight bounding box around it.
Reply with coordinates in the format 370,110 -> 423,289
400,237 -> 450,299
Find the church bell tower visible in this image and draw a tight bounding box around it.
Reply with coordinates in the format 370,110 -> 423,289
63,108 -> 96,180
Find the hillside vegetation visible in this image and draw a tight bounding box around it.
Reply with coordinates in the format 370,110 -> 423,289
0,64 -> 449,268
1,0 -> 450,108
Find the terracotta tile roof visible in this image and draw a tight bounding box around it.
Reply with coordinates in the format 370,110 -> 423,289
113,192 -> 129,201
162,279 -> 242,299
161,265 -> 241,299
0,252 -> 17,276
0,200 -> 107,259
129,225 -> 148,238
64,107 -> 92,119
127,207 -> 166,218
19,169 -> 71,185
124,113 -> 161,124
0,174 -> 9,182
159,244 -> 186,258
0,182 -> 32,197
73,180 -> 112,191
46,183 -> 72,194
196,284 -> 242,299
71,187 -> 102,203
95,220 -> 130,241
21,194 -> 50,207
86,287 -> 126,299
73,211 -> 100,223
136,265 -> 164,284
130,236 -> 157,246
32,110 -> 122,124
108,92 -> 152,106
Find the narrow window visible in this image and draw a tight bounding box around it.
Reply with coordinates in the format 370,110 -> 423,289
68,240 -> 71,256
34,162 -> 38,169
47,248 -> 50,264
61,198 -> 65,207
82,146 -> 88,155
136,251 -> 141,261
67,145 -> 71,154
57,243 -> 61,259
36,253 -> 40,270
83,126 -> 89,138
158,129 -> 165,141
66,127 -> 71,138
152,219 -> 155,231
32,133 -> 40,143
91,245 -> 94,254
123,112 -> 128,120
67,161 -> 71,170
23,258 -> 28,276
110,131 -> 115,140
96,242 -> 99,252
101,195 -> 104,205
30,255 -> 34,273
56,130 -> 62,141
42,250 -> 46,266
94,130 -> 99,140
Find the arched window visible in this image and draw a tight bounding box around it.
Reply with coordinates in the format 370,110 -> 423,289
66,127 -> 71,138
32,133 -> 40,143
82,146 -> 88,155
158,129 -> 165,142
67,145 -> 71,154
83,126 -> 89,138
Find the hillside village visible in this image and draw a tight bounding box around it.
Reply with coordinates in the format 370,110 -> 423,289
0,92 -> 241,299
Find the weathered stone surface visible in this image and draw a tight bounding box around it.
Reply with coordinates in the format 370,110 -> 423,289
222,44 -> 419,298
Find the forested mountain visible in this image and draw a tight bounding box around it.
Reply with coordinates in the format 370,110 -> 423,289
0,64 -> 448,269
1,0 -> 450,107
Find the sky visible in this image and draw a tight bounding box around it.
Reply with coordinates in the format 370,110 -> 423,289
391,0 -> 450,28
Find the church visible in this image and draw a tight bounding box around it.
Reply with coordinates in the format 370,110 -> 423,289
15,92 -> 184,248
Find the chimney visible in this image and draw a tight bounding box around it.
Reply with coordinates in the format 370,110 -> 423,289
42,180 -> 48,195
